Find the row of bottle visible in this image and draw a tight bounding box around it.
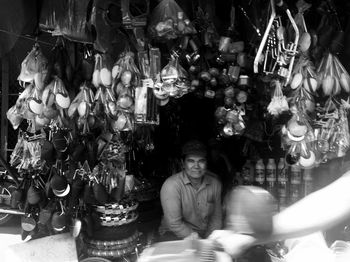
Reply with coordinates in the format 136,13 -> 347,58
241,158 -> 314,210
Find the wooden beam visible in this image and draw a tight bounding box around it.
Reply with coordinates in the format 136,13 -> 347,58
1,55 -> 9,160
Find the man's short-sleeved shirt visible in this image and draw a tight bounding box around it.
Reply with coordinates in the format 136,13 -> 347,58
159,171 -> 222,238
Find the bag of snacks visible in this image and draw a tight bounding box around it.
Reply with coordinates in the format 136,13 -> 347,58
148,0 -> 196,41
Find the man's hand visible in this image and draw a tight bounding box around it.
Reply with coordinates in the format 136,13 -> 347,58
208,230 -> 256,257
184,232 -> 200,240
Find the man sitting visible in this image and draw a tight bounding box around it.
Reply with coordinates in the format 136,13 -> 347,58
158,140 -> 222,240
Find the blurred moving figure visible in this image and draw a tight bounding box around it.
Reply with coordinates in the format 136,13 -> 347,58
209,170 -> 350,257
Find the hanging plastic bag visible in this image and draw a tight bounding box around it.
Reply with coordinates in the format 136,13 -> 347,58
90,0 -> 123,53
110,111 -> 133,132
27,87 -> 44,115
112,51 -> 141,97
293,0 -> 312,53
267,80 -> 289,116
93,53 -> 113,88
7,105 -> 23,130
148,0 -> 196,41
51,77 -> 71,109
26,140 -> 42,169
317,53 -> 331,96
100,54 -> 113,87
102,86 -> 117,119
288,55 -> 317,114
332,55 -> 350,93
322,106 -> 350,160
219,106 -> 246,137
17,44 -> 48,85
160,54 -> 182,97
92,85 -> 106,118
59,0 -> 94,43
14,84 -> 37,120
314,99 -> 338,159
287,127 -> 318,167
335,106 -> 350,157
10,135 -> 25,168
92,54 -> 102,88
283,106 -> 314,146
161,56 -> 178,84
117,93 -> 134,112
174,56 -> 190,97
40,0 -> 93,43
76,85 -> 94,134
68,85 -> 85,118
317,53 -> 348,96
41,80 -> 59,120
39,1 -> 65,31
289,55 -> 318,92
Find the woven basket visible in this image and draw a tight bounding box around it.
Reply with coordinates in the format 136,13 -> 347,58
92,200 -> 138,215
97,210 -> 139,227
86,244 -> 137,258
84,231 -> 139,250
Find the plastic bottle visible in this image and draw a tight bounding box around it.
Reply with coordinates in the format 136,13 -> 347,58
235,171 -> 242,186
302,169 -> 313,197
241,159 -> 254,185
254,159 -> 265,188
266,158 -> 279,212
290,164 -> 301,203
277,158 -> 288,210
266,158 -> 277,197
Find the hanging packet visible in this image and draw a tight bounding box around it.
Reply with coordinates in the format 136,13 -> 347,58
148,0 -> 196,41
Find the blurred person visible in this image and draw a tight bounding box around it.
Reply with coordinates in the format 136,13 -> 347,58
209,168 -> 350,257
158,139 -> 222,241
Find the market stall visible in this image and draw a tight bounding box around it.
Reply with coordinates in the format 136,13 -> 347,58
1,0 -> 350,261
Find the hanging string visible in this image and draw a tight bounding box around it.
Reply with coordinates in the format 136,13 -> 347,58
0,28 -> 54,47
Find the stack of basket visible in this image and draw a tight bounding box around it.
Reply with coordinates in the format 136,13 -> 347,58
84,197 -> 139,259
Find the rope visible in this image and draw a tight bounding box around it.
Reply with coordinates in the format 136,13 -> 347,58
0,28 -> 54,47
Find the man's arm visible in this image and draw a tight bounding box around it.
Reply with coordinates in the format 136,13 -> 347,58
160,178 -> 193,238
206,181 -> 223,237
264,170 -> 350,243
209,171 -> 350,257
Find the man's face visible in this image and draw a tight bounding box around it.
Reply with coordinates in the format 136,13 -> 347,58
183,154 -> 207,179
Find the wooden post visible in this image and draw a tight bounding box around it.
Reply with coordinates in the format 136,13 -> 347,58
1,55 -> 9,160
